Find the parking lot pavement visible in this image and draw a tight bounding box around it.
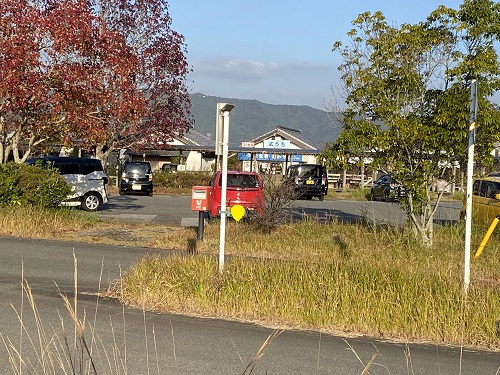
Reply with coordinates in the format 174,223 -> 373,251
101,194 -> 196,225
100,194 -> 463,228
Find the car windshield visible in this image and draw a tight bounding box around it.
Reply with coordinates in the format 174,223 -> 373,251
124,163 -> 150,174
219,174 -> 259,188
287,165 -> 322,178
478,180 -> 500,198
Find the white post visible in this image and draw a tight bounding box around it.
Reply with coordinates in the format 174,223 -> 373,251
464,79 -> 478,294
217,103 -> 235,273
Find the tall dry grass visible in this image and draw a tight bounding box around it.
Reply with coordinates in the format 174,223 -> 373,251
114,219 -> 500,350
0,205 -> 99,238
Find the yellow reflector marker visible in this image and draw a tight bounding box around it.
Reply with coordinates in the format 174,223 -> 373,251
230,205 -> 245,222
475,216 -> 500,258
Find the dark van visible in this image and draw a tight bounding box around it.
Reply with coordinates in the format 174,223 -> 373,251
120,161 -> 153,196
286,164 -> 328,201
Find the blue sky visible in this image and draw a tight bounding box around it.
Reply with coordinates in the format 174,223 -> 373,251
169,1 -> 463,110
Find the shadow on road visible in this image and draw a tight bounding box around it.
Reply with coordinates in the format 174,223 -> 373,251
284,207 -> 460,227
284,207 -> 366,224
103,195 -> 146,211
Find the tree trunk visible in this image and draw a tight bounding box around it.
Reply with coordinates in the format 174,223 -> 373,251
95,144 -> 112,164
360,160 -> 365,189
406,195 -> 434,247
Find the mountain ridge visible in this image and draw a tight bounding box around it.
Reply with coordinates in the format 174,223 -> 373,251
188,93 -> 341,149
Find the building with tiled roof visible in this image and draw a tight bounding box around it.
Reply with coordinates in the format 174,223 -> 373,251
124,127 -> 216,172
235,125 -> 322,174
125,125 -> 323,174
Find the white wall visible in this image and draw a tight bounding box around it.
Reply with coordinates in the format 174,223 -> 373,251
184,151 -> 215,171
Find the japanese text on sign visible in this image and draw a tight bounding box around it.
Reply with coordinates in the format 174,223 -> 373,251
263,140 -> 290,149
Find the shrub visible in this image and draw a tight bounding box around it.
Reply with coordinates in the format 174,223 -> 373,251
0,163 -> 22,205
153,171 -> 212,190
0,162 -> 72,207
249,174 -> 299,233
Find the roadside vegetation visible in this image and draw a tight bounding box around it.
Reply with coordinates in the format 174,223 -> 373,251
152,171 -> 212,194
0,163 -> 72,207
1,203 -> 499,351
323,3 -> 500,248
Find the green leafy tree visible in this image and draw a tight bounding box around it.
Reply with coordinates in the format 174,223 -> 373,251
325,0 -> 500,246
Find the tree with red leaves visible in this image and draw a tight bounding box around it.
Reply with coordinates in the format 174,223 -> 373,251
87,0 -> 194,161
0,0 -> 192,163
0,0 -> 146,163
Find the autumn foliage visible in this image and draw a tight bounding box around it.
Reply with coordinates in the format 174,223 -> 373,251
0,0 -> 192,163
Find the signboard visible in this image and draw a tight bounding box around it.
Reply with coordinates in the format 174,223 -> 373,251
241,141 -> 255,147
264,139 -> 290,149
256,153 -> 286,162
239,152 -> 302,162
238,152 -> 252,161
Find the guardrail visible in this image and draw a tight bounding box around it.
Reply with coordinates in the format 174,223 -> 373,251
328,173 -> 373,190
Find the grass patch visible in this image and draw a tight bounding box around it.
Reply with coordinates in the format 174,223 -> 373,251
112,220 -> 500,350
330,188 -> 370,200
112,251 -> 500,349
0,205 -> 100,238
0,204 -> 498,350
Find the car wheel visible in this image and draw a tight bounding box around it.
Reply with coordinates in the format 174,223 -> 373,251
384,190 -> 390,203
148,192 -> 153,197
318,195 -> 324,201
81,192 -> 102,212
370,189 -> 376,201
119,190 -> 125,196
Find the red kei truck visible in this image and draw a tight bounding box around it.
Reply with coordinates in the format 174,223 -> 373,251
209,171 -> 264,218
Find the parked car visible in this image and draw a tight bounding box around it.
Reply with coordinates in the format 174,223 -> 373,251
26,156 -> 109,211
460,176 -> 500,226
285,164 -> 328,201
370,174 -> 405,202
160,163 -> 177,173
120,161 -> 153,196
209,171 -> 264,218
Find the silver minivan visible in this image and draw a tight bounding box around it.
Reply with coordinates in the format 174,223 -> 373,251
26,156 -> 109,211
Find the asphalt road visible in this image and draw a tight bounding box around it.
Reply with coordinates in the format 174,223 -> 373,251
0,236 -> 498,374
99,193 -> 463,227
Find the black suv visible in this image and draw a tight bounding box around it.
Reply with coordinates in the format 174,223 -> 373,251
285,164 -> 328,201
120,161 -> 153,196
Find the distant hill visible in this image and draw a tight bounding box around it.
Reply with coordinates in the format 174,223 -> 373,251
189,93 -> 341,149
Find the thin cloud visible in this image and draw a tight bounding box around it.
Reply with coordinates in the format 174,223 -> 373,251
284,61 -> 331,71
193,58 -> 279,80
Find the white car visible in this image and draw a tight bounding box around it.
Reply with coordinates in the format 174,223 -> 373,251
26,156 -> 109,211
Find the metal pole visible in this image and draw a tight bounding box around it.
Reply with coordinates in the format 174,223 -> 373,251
219,111 -> 230,273
464,79 -> 478,294
197,211 -> 204,241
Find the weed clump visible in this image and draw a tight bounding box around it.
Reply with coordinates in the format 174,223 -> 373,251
0,162 -> 71,207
